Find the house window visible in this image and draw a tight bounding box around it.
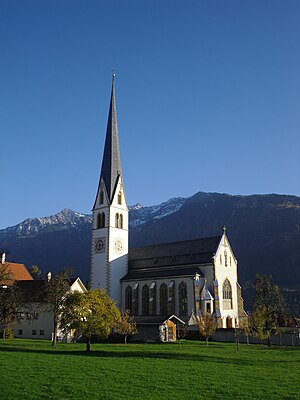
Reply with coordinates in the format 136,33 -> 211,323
142,284 -> 150,315
115,213 -> 119,228
32,330 -> 37,336
178,282 -> 188,316
118,191 -> 122,205
119,214 -> 123,229
222,279 -> 232,309
26,312 -> 31,319
206,303 -> 211,313
220,254 -> 222,265
159,283 -> 168,315
230,257 -> 232,266
125,286 -> 133,314
40,330 -> 44,336
99,190 -> 104,204
18,330 -> 23,335
33,311 -> 39,319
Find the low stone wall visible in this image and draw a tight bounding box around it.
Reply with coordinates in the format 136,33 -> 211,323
212,329 -> 300,346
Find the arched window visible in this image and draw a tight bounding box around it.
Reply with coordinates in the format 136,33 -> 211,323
142,284 -> 150,315
178,282 -> 188,316
222,279 -> 232,309
99,190 -> 104,204
220,254 -> 222,265
159,283 -> 168,315
132,283 -> 139,315
96,213 -> 101,229
97,213 -> 105,229
125,286 -> 133,314
149,282 -> 156,315
115,213 -> 123,229
118,191 -> 122,205
101,213 -> 105,228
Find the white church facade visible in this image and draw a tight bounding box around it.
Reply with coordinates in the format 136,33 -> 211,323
90,76 -> 247,338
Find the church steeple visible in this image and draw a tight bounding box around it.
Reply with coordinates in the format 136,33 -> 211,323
98,74 -> 123,205
91,75 -> 128,305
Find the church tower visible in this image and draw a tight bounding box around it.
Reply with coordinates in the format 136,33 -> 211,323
90,75 -> 128,306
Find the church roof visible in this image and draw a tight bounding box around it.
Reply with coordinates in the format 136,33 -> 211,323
129,236 -> 221,260
123,236 -> 221,280
97,75 -> 123,205
122,266 -> 203,281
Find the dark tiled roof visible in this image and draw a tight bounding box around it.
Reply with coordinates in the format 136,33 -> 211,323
96,77 -> 123,205
129,236 -> 221,260
16,280 -> 47,302
122,266 -> 203,281
127,236 -> 221,275
16,278 -> 77,303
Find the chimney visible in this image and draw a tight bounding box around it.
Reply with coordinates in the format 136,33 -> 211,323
47,272 -> 52,282
1,252 -> 6,264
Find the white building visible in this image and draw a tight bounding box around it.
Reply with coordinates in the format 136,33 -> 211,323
13,277 -> 86,341
90,76 -> 247,339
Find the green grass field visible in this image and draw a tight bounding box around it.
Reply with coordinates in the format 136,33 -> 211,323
0,339 -> 299,400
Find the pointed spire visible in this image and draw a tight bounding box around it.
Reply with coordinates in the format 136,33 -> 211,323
100,73 -> 123,203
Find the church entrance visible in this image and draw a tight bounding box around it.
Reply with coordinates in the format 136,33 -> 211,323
226,316 -> 233,328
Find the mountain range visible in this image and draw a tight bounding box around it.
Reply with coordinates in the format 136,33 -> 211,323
1,192 -> 299,311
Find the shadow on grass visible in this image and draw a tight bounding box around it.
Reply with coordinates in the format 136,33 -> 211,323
0,344 -> 268,366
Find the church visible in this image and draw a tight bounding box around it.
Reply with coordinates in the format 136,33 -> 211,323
90,76 -> 247,341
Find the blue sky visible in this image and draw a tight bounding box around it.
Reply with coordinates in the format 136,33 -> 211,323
1,0 -> 299,229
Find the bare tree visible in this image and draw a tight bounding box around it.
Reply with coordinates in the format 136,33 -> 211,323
44,269 -> 72,346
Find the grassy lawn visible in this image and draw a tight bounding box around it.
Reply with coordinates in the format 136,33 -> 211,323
0,339 -> 299,400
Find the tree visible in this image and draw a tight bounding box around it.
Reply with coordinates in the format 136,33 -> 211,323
44,270 -> 72,346
252,274 -> 286,346
116,310 -> 137,344
60,289 -> 121,352
196,313 -> 217,345
0,284 -> 21,339
0,263 -> 22,339
29,265 -> 41,279
0,262 -> 13,285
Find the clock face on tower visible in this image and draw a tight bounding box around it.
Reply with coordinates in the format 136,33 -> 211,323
95,237 -> 105,254
114,239 -> 123,254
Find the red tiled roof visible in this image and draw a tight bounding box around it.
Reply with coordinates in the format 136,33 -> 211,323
2,262 -> 33,283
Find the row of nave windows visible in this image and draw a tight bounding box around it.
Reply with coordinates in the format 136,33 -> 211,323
96,212 -> 123,229
125,279 -> 233,315
125,282 -> 188,317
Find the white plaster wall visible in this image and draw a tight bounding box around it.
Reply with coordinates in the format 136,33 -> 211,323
14,305 -> 53,340
91,177 -> 128,308
214,234 -> 239,328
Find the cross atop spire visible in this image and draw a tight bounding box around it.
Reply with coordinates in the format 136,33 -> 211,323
99,75 -> 123,204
